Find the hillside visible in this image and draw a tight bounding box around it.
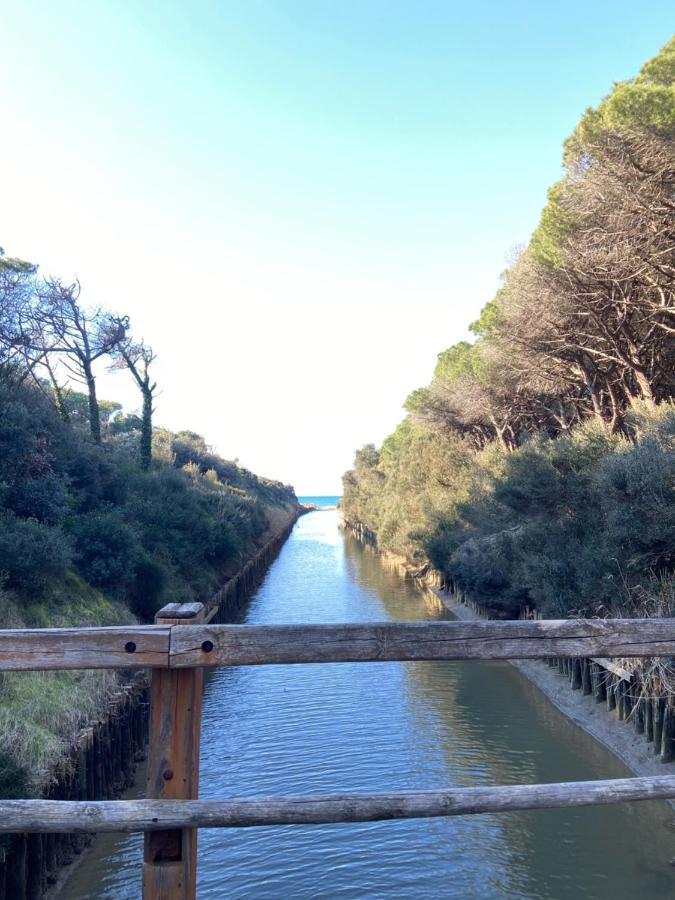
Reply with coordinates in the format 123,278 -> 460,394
0,265 -> 298,792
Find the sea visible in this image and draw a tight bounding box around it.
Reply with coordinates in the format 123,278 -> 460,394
297,495 -> 341,508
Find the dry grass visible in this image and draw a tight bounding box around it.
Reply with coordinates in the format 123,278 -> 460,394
0,670 -> 119,782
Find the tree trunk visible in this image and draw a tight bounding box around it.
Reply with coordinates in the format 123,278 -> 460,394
632,367 -> 655,404
141,387 -> 152,471
45,359 -> 70,424
582,369 -> 604,421
84,362 -> 101,445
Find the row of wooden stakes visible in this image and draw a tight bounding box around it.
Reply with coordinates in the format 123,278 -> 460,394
0,681 -> 149,900
549,656 -> 675,763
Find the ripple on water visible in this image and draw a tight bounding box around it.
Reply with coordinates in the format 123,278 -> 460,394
63,511 -> 675,900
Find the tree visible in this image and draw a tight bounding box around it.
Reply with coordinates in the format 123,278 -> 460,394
33,280 -> 126,444
111,337 -> 158,470
565,36 -> 675,161
0,248 -> 39,384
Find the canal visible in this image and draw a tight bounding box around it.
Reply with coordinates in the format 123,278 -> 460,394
64,509 -> 675,898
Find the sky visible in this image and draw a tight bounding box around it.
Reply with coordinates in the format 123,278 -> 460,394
1,2 -> 673,494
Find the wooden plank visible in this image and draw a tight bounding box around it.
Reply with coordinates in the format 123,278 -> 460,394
0,619 -> 670,673
0,626 -> 171,671
4,775 -> 675,832
143,603 -> 205,900
590,658 -> 633,681
168,619 -> 675,668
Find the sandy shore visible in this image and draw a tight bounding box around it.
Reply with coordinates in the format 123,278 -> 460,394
437,592 -> 675,794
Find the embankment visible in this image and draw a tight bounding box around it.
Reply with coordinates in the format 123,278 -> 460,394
340,517 -> 675,793
2,504 -> 304,900
205,504 -> 303,622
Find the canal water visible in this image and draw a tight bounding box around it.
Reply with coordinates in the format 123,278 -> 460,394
64,510 -> 675,899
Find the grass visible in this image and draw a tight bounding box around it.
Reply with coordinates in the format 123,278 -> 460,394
0,670 -> 119,784
0,571 -> 136,793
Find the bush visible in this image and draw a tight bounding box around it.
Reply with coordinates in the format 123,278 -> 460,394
128,552 -> 168,621
70,511 -> 138,591
0,513 -> 72,596
0,750 -> 30,799
6,473 -> 68,525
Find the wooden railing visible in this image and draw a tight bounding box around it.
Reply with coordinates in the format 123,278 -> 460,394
4,604 -> 675,899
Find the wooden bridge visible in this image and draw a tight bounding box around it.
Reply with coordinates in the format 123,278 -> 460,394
3,603 -> 675,899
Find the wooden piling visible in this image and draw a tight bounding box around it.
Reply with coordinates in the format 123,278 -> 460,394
646,695 -> 654,742
634,698 -> 645,735
571,658 -> 582,690
581,659 -> 593,695
617,681 -> 626,720
654,698 -> 665,754
606,673 -> 617,711
26,833 -> 43,900
594,666 -> 607,703
662,701 -> 675,763
6,834 -> 27,900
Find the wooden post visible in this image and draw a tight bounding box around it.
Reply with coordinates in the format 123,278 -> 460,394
571,659 -> 582,690
6,835 -> 26,900
594,666 -> 607,703
143,603 -> 205,900
634,698 -> 645,734
661,700 -> 675,763
654,698 -> 665,754
581,658 -> 593,695
646,694 -> 654,742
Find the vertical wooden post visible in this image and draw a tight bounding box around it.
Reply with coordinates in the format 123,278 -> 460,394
143,602 -> 205,900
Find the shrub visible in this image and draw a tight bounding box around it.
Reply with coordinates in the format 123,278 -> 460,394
70,511 -> 138,591
128,552 -> 168,621
0,513 -> 71,596
0,751 -> 30,799
6,473 -> 69,525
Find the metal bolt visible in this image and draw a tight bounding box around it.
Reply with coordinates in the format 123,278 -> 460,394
162,769 -> 174,781
125,641 -> 137,653
201,640 -> 214,653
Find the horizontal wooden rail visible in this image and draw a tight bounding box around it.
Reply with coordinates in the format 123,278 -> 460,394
5,604 -> 675,900
3,775 -> 675,833
0,625 -> 171,671
2,619 -> 675,671
169,619 -> 675,667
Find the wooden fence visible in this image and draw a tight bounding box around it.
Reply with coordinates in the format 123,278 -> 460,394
4,604 -> 675,899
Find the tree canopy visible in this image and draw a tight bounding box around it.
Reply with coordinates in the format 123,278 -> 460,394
342,37 -> 675,621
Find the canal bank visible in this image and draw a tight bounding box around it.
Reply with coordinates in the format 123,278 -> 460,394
36,503 -> 303,900
341,517 -> 675,798
64,510 -> 675,899
439,594 -> 675,794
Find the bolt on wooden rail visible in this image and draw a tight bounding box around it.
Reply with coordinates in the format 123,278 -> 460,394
2,605 -> 675,899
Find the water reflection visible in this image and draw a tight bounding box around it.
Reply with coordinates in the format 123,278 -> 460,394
64,511 -> 675,899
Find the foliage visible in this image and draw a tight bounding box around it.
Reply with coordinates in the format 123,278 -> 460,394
0,348 -> 297,786
70,511 -> 138,590
0,377 -> 295,620
0,513 -> 72,596
343,38 -> 675,621
565,36 -> 675,158
0,751 -> 30,800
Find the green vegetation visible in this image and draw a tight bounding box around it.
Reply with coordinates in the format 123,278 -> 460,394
343,38 -> 675,623
0,254 -> 297,788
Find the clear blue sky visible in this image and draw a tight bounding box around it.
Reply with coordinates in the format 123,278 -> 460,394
1,2 -> 672,493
